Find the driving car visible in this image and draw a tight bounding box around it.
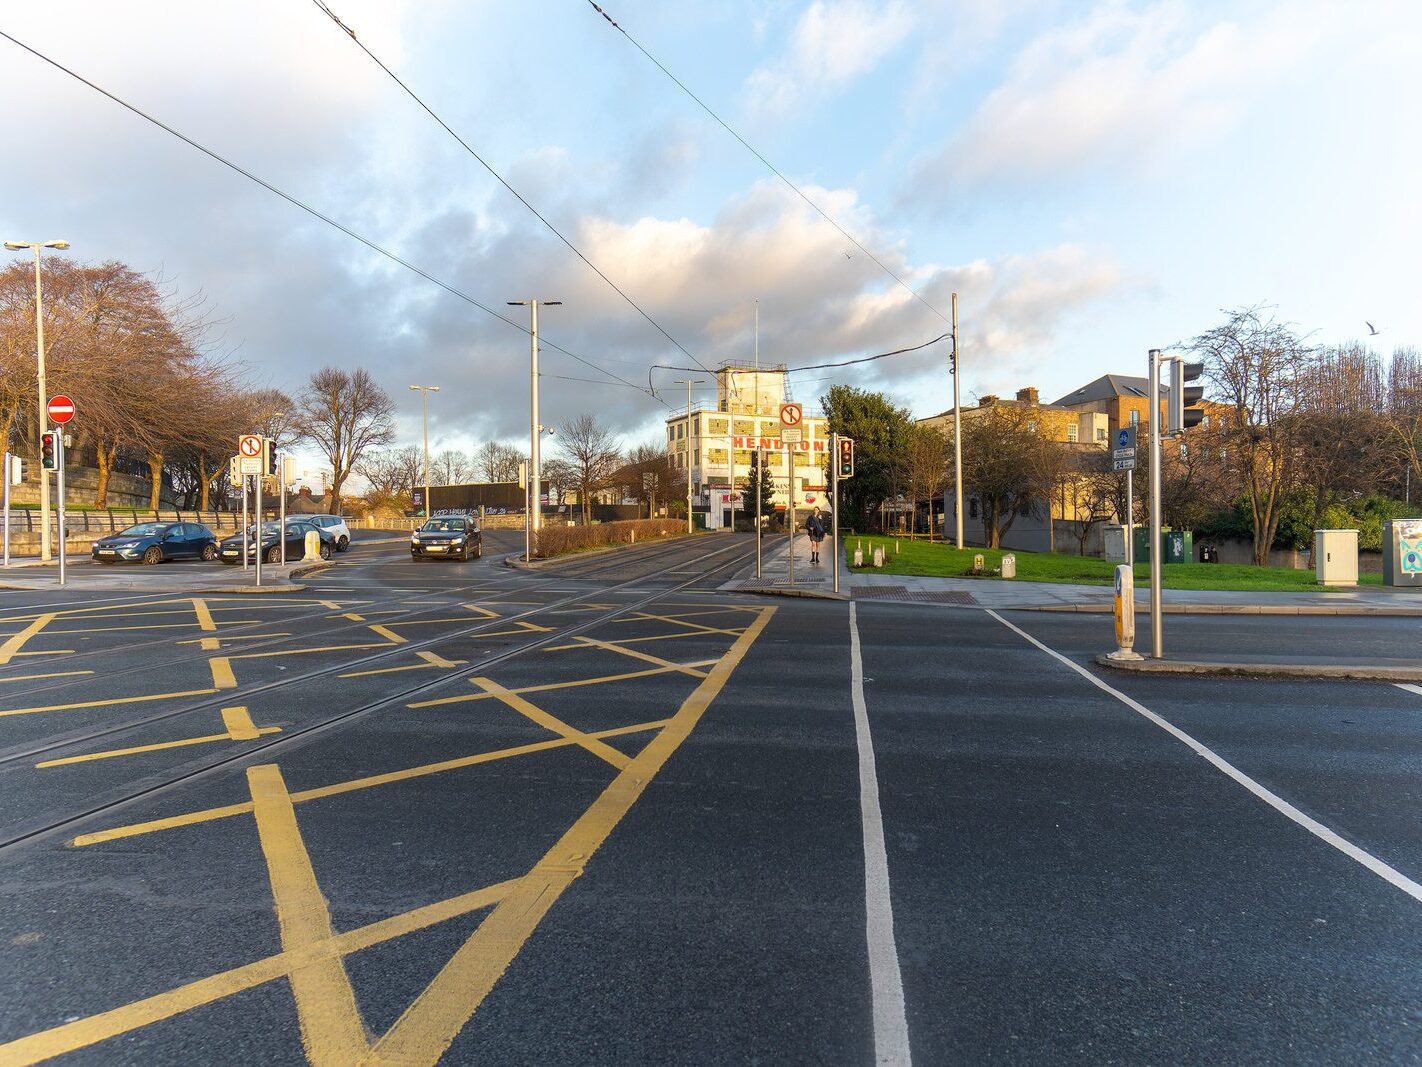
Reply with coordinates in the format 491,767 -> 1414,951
305,514 -> 352,551
218,518 -> 334,564
410,515 -> 481,561
91,522 -> 219,565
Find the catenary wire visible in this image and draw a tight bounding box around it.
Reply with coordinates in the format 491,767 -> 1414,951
586,1 -> 952,329
0,28 -> 664,404
311,0 -> 719,387
655,333 -> 948,379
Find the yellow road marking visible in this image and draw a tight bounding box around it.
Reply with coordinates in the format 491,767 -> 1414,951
248,765 -> 369,1065
0,670 -> 94,683
0,598 -> 189,624
222,705 -> 263,740
55,621 -> 260,634
228,643 -> 388,661
338,650 -> 468,679
35,707 -> 278,768
210,657 -> 237,690
408,664 -> 719,709
73,720 -> 670,847
367,624 -> 406,644
178,633 -> 292,645
563,636 -> 710,678
193,599 -> 219,651
544,630 -> 720,651
369,605 -> 775,1063
341,612 -> 367,622
621,611 -> 749,636
0,688 -> 218,719
10,649 -> 74,656
463,603 -> 500,619
0,613 -> 55,665
0,879 -> 517,1067
468,677 -> 631,770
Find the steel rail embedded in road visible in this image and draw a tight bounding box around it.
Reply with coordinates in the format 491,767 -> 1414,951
0,537 -> 760,854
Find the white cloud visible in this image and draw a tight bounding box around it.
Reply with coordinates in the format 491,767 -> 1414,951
745,0 -> 914,115
904,0 -> 1329,199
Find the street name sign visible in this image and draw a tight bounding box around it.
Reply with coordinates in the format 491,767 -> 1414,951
47,395 -> 75,425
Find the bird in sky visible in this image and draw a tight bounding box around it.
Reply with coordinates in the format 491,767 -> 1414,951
1366,321 -> 1381,336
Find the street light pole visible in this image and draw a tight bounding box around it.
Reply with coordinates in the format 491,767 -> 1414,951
508,300 -> 561,541
408,385 -> 440,518
1148,347 -> 1164,659
952,291 -> 964,550
674,379 -> 704,533
5,239 -> 69,562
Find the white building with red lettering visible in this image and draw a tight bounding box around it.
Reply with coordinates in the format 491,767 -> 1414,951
665,363 -> 828,526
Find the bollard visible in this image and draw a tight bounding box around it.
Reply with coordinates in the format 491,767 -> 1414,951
895,540 -> 900,554
1001,553 -> 1016,578
303,530 -> 323,562
853,547 -> 863,568
973,553 -> 984,574
1106,563 -> 1143,660
872,546 -> 884,568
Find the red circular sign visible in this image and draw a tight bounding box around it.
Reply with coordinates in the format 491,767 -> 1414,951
47,395 -> 75,424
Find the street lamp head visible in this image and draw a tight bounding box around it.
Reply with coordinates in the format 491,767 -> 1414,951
430,386 -> 441,392
543,301 -> 562,306
44,241 -> 69,250
4,241 -> 29,251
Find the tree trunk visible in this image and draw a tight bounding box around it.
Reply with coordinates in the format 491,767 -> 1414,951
95,443 -> 116,508
147,451 -> 164,511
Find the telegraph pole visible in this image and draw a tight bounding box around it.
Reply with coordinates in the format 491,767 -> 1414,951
675,378 -> 704,532
952,292 -> 964,549
409,385 -> 440,519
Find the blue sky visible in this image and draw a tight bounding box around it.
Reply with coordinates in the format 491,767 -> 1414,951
1,0 -> 1417,464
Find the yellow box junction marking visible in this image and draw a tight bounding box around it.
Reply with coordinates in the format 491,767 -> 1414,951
0,688 -> 219,720
338,650 -> 467,679
563,636 -> 711,679
12,605 -> 774,1064
0,612 -> 57,664
409,664 -> 721,709
0,670 -> 95,683
248,765 -> 369,1064
35,707 -> 279,768
192,598 -> 220,651
468,677 -> 632,770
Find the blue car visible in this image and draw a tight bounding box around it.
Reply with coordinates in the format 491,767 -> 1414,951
91,522 -> 219,565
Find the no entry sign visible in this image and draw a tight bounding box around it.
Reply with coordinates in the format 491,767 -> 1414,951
47,395 -> 75,425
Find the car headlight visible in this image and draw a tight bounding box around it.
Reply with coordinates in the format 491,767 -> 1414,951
450,536 -> 464,544
411,534 -> 420,544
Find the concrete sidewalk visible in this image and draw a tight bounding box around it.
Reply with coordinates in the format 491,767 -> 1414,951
721,531 -> 848,599
0,556 -> 327,593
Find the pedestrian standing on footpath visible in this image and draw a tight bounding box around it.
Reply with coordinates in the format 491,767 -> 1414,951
806,506 -> 825,564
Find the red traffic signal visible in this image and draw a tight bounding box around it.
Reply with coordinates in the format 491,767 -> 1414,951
836,436 -> 854,478
40,431 -> 60,471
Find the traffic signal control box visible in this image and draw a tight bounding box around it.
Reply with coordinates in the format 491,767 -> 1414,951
837,437 -> 855,479
40,432 -> 60,471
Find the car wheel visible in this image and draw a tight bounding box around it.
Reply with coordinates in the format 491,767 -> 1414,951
143,546 -> 163,565
337,536 -> 350,552
266,546 -> 281,564
201,543 -> 218,561
319,541 -> 332,561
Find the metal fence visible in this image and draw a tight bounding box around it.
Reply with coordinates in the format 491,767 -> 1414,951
2,508 -> 249,534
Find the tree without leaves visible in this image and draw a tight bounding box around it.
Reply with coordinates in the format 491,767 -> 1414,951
554,413 -> 622,526
295,367 -> 395,515
355,444 -> 422,510
1191,306 -> 1312,565
960,403 -> 1065,548
431,448 -> 472,486
613,442 -> 676,518
1294,343 -> 1391,529
1386,346 -> 1422,499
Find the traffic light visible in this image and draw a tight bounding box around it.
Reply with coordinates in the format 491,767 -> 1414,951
836,436 -> 855,479
1169,359 -> 1205,435
40,431 -> 59,471
265,438 -> 278,477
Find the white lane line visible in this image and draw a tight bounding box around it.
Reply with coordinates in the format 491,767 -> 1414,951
987,609 -> 1422,906
848,602 -> 912,1066
1396,683 -> 1422,698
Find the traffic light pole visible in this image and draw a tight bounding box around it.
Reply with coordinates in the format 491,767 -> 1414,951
55,434 -> 66,588
1148,348 -> 1163,658
255,468 -> 263,588
754,449 -> 762,579
241,476 -> 250,572
278,454 -> 286,566
2,452 -> 10,568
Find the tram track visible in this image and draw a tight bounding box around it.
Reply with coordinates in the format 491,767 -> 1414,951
0,538 -> 760,853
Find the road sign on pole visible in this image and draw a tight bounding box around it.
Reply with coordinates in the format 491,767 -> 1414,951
1111,425 -> 1137,472
47,395 -> 75,425
779,403 -> 803,444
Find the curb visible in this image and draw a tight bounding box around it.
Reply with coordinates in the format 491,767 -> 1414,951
722,582 -> 848,602
1032,603 -> 1422,617
1093,654 -> 1422,682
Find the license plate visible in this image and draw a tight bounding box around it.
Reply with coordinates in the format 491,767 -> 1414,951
97,549 -> 116,556
426,545 -> 445,553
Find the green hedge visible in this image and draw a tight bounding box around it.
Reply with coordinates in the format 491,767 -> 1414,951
533,519 -> 686,559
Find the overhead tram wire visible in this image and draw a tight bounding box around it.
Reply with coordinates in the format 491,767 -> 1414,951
654,332 -> 949,379
310,0 -> 720,387
586,1 -> 952,330
0,29 -> 661,405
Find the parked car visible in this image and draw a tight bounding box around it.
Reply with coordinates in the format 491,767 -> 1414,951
91,522 -> 218,565
305,514 -> 352,551
410,515 -> 482,561
219,519 -> 334,565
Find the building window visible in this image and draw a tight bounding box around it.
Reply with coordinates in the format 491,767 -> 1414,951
708,418 -> 729,437
1201,414 -> 1211,429
1095,426 -> 1107,441
1129,410 -> 1139,426
1067,423 -> 1079,443
1179,443 -> 1189,460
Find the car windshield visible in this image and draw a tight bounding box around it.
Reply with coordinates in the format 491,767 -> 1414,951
421,518 -> 467,532
119,524 -> 167,537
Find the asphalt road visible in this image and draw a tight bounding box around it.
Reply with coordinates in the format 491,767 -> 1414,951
0,530 -> 1417,1064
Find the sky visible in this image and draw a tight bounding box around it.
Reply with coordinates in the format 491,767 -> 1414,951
2,0 -> 1418,468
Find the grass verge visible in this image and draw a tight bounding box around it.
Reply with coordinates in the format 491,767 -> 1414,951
844,535 -> 1382,591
